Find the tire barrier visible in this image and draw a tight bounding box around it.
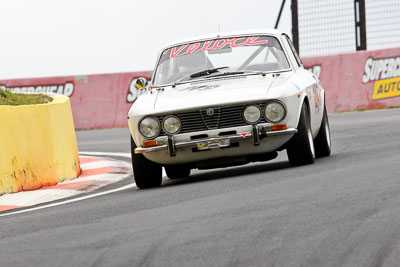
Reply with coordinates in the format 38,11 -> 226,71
0,96 -> 80,194
303,47 -> 400,113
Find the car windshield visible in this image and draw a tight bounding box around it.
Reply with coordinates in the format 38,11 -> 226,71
153,35 -> 290,86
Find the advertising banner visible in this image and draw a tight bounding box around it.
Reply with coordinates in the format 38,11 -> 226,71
303,47 -> 400,113
0,71 -> 151,129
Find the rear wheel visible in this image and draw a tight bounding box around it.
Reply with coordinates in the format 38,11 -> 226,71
130,137 -> 162,189
165,165 -> 191,179
314,105 -> 331,158
286,103 -> 315,166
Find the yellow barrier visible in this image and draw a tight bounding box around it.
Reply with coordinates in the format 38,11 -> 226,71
0,96 -> 81,194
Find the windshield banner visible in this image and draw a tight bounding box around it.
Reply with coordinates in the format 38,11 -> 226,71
160,36 -> 280,63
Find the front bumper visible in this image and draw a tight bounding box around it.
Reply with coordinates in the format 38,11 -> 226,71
135,125 -> 297,156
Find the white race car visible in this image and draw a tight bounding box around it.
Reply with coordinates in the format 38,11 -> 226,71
128,29 -> 331,189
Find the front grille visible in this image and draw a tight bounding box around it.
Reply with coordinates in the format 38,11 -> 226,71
156,103 -> 267,136
200,108 -> 220,129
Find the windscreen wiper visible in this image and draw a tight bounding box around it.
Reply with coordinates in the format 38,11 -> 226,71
172,66 -> 229,87
189,66 -> 229,78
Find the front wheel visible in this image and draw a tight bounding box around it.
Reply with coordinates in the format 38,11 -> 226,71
286,103 -> 315,166
314,105 -> 331,158
131,137 -> 162,189
165,165 -> 191,179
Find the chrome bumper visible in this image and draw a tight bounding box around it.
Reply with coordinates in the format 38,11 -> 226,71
135,126 -> 297,155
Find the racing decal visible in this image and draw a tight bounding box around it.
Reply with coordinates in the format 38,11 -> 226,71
0,82 -> 74,97
160,36 -> 279,64
305,65 -> 321,79
306,83 -> 322,115
126,78 -> 148,103
362,56 -> 400,100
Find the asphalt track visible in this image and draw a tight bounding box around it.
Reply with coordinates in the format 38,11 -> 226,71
1,108 -> 400,267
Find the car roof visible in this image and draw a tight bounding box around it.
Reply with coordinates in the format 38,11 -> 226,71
162,28 -> 285,49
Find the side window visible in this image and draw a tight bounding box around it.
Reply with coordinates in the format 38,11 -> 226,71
284,35 -> 303,67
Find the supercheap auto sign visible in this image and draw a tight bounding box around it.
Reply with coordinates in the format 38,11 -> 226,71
0,82 -> 74,96
362,56 -> 400,100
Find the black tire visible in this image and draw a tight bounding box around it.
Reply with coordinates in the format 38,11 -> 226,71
130,137 -> 162,189
314,105 -> 332,158
165,165 -> 191,179
286,103 -> 315,166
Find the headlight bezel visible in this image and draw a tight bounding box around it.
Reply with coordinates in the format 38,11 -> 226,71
138,116 -> 161,139
162,115 -> 182,135
242,104 -> 262,124
264,100 -> 287,123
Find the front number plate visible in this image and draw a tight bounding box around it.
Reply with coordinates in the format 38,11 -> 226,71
196,139 -> 230,150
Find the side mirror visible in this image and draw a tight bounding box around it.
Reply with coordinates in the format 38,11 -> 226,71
135,78 -> 148,89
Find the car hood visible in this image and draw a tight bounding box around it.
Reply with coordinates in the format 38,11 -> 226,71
153,75 -> 276,113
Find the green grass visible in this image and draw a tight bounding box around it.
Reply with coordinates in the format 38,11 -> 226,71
0,89 -> 53,106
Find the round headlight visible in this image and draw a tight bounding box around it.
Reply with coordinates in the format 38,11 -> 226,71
163,115 -> 181,134
139,116 -> 160,138
264,101 -> 286,123
243,105 -> 261,124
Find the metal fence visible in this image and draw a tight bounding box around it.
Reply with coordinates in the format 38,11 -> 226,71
293,0 -> 400,57
366,0 -> 400,51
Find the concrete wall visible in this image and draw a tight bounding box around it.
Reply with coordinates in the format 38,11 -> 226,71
0,71 -> 152,129
0,96 -> 80,194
